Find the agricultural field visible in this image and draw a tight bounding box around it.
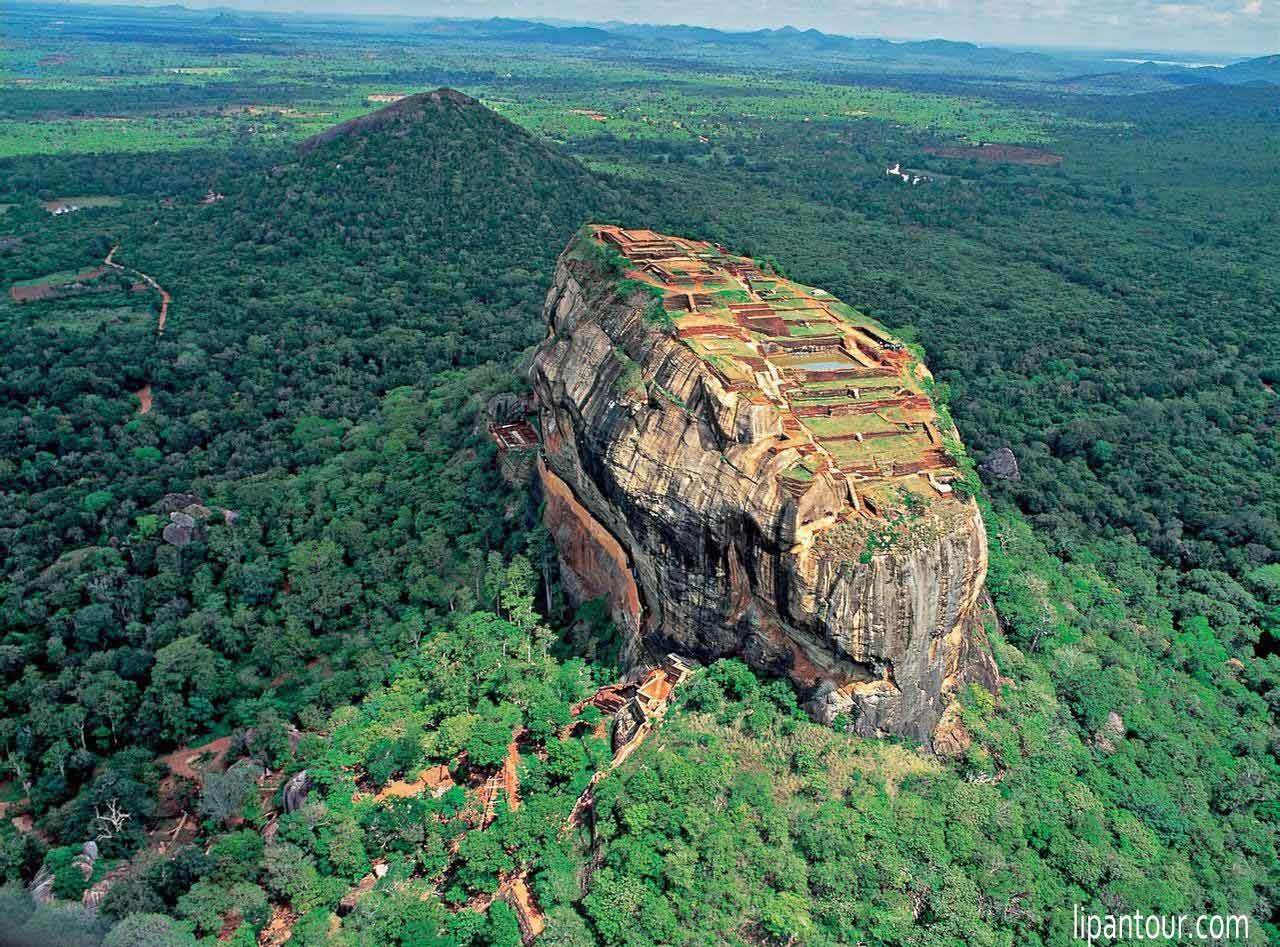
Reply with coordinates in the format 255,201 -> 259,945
1,4 -> 1119,164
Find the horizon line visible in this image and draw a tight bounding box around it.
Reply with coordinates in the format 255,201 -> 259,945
30,0 -> 1271,60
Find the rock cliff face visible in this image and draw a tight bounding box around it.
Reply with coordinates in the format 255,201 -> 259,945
531,227 -> 998,748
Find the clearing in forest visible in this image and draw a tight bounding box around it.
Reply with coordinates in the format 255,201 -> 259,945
42,195 -> 124,213
925,142 -> 1064,165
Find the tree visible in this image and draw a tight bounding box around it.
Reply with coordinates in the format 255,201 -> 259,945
286,539 -> 359,630
103,913 -> 200,947
209,829 -> 265,884
484,900 -> 522,947
78,671 -> 136,747
465,704 -> 520,770
198,761 -> 260,828
499,555 -> 538,634
92,798 -> 132,844
141,635 -> 227,743
265,841 -> 342,914
9,900 -> 105,947
759,890 -> 813,944
176,880 -> 268,938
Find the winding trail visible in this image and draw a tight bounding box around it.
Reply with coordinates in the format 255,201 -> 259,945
106,245 -> 170,414
105,244 -> 170,335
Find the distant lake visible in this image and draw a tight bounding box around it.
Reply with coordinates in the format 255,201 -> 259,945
1106,58 -> 1229,68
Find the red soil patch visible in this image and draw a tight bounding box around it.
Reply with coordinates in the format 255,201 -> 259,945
9,266 -> 108,302
11,811 -> 51,844
502,739 -> 520,811
217,910 -> 242,941
259,905 -> 301,947
373,764 -> 455,801
925,143 -> 1064,166
159,735 -> 232,781
135,383 -> 152,414
507,874 -> 546,940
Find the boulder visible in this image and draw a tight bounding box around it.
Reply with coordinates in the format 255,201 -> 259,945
27,866 -> 54,905
155,492 -> 202,514
1092,710 -> 1125,754
978,447 -> 1020,481
931,702 -> 973,757
282,770 -> 312,813
486,392 -> 526,425
73,848 -> 96,881
162,512 -> 198,547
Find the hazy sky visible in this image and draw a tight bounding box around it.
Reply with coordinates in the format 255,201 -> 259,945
149,0 -> 1277,55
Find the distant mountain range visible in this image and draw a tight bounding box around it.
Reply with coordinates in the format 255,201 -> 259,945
14,0 -> 1275,89
1055,52 -> 1280,92
410,17 -> 1070,74
403,17 -> 1277,87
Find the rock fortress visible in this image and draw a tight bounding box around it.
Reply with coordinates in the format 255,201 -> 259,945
529,225 -> 999,751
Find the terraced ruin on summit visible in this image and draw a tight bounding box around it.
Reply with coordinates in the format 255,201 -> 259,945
536,226 -> 997,743
592,224 -> 962,518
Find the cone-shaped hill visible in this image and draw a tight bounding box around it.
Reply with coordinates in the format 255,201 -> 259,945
125,89 -> 627,378
285,88 -> 615,285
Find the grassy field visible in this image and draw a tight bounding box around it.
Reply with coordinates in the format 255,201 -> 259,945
11,268 -> 91,288
43,195 -> 123,211
0,117 -> 234,157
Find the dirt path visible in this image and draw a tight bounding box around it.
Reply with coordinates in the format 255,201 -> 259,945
260,662 -> 693,945
105,244 -> 170,336
158,735 -> 232,781
106,245 -> 169,412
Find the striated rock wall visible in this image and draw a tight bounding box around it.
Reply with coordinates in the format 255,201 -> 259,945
531,236 -> 997,749
539,456 -> 643,636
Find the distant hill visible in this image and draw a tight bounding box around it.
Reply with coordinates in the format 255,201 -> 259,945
401,17 -> 1279,86
405,17 -> 1077,76
1058,52 -> 1280,92
136,87 -> 628,373
411,17 -> 617,46
1216,52 -> 1280,83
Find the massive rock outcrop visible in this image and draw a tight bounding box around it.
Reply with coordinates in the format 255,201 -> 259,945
531,226 -> 997,748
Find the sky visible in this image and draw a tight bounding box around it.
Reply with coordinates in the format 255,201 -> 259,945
119,0 -> 1277,55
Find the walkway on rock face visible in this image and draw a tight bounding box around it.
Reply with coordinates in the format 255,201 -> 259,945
105,244 -> 170,336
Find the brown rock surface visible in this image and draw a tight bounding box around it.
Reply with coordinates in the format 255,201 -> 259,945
531,227 -> 998,748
